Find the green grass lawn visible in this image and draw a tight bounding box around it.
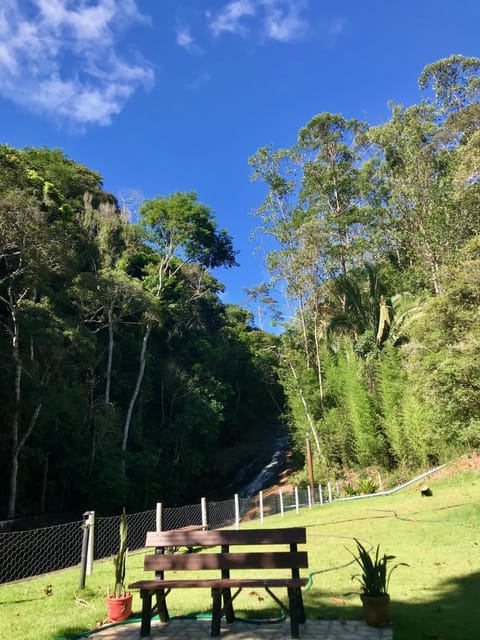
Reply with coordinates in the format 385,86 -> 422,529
1,468 -> 479,640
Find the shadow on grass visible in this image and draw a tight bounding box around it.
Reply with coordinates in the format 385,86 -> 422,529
305,570 -> 480,640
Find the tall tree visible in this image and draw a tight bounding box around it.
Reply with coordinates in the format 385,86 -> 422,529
120,192 -> 237,472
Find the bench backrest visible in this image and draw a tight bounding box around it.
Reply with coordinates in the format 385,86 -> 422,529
143,527 -> 308,576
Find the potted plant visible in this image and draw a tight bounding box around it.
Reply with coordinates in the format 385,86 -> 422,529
106,509 -> 133,622
348,539 -> 407,627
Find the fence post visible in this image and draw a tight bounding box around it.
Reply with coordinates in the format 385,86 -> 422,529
307,485 -> 312,508
79,512 -> 90,589
156,503 -> 163,532
234,494 -> 240,529
279,489 -> 284,517
328,482 -> 333,503
318,484 -> 323,505
201,497 -> 208,529
259,491 -> 264,523
294,487 -> 299,514
86,511 -> 95,576
377,472 -> 383,492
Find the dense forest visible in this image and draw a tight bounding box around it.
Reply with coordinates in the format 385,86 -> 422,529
0,149 -> 283,520
1,54 -> 479,521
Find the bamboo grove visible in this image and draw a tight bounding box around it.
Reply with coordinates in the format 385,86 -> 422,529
248,55 -> 480,483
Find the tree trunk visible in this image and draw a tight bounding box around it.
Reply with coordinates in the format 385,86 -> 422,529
7,289 -> 22,519
312,306 -> 325,411
7,403 -> 42,519
121,323 -> 152,475
105,302 -> 114,407
288,361 -> 323,459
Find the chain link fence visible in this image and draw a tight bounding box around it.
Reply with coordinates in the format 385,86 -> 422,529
0,488 -> 313,586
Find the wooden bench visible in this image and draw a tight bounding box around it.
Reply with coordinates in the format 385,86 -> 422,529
128,527 -> 308,638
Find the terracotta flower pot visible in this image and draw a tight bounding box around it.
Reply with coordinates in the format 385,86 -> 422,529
107,593 -> 133,622
361,593 -> 390,627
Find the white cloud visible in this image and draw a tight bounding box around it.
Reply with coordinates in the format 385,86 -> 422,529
0,0 -> 154,127
176,26 -> 204,55
261,0 -> 308,42
207,0 -> 308,42
207,0 -> 257,38
177,28 -> 194,49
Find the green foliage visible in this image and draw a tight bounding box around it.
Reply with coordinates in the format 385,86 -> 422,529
375,343 -> 406,465
0,144 -> 282,519
112,509 -> 128,597
250,54 -> 480,484
357,477 -> 379,495
349,539 -> 408,597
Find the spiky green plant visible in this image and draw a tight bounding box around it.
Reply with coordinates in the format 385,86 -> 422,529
112,509 -> 128,598
348,539 -> 408,597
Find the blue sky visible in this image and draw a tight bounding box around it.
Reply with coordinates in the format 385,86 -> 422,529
1,0 -> 479,328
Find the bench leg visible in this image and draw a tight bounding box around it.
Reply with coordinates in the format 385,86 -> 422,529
211,588 -> 222,637
287,587 -> 300,639
155,589 -> 169,623
140,590 -> 152,638
295,587 -> 305,624
222,587 -> 235,623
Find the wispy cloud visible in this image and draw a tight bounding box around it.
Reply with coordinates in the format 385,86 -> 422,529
0,0 -> 154,128
176,25 -> 204,55
186,71 -> 212,90
206,0 -> 309,42
206,0 -> 257,38
261,0 -> 308,42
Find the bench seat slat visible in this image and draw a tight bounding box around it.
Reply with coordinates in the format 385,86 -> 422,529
144,551 -> 308,571
129,577 -> 308,590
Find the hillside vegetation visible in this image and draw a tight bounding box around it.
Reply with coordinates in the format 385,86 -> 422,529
249,54 -> 480,488
1,54 -> 480,521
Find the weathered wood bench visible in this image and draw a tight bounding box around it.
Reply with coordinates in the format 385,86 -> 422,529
128,527 -> 308,638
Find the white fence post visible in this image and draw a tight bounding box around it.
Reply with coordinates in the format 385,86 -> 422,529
307,486 -> 312,508
294,487 -> 299,514
86,511 -> 95,575
234,494 -> 240,529
279,489 -> 284,517
156,503 -> 163,532
201,497 -> 208,529
377,472 -> 383,492
318,484 -> 323,505
328,482 -> 333,503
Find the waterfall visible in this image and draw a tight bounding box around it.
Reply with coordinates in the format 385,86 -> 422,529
239,434 -> 290,499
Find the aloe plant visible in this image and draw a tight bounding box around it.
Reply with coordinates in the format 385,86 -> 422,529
112,509 -> 128,598
348,539 -> 407,597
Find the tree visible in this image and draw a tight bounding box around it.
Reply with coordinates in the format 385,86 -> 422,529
368,103 -> 456,295
0,190 -> 75,517
119,192 -> 237,472
298,113 -> 371,283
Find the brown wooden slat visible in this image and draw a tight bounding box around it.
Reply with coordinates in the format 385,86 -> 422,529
129,577 -> 308,590
145,527 -> 306,548
144,551 -> 308,571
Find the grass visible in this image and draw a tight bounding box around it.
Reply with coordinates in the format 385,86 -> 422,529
1,467 -> 479,640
